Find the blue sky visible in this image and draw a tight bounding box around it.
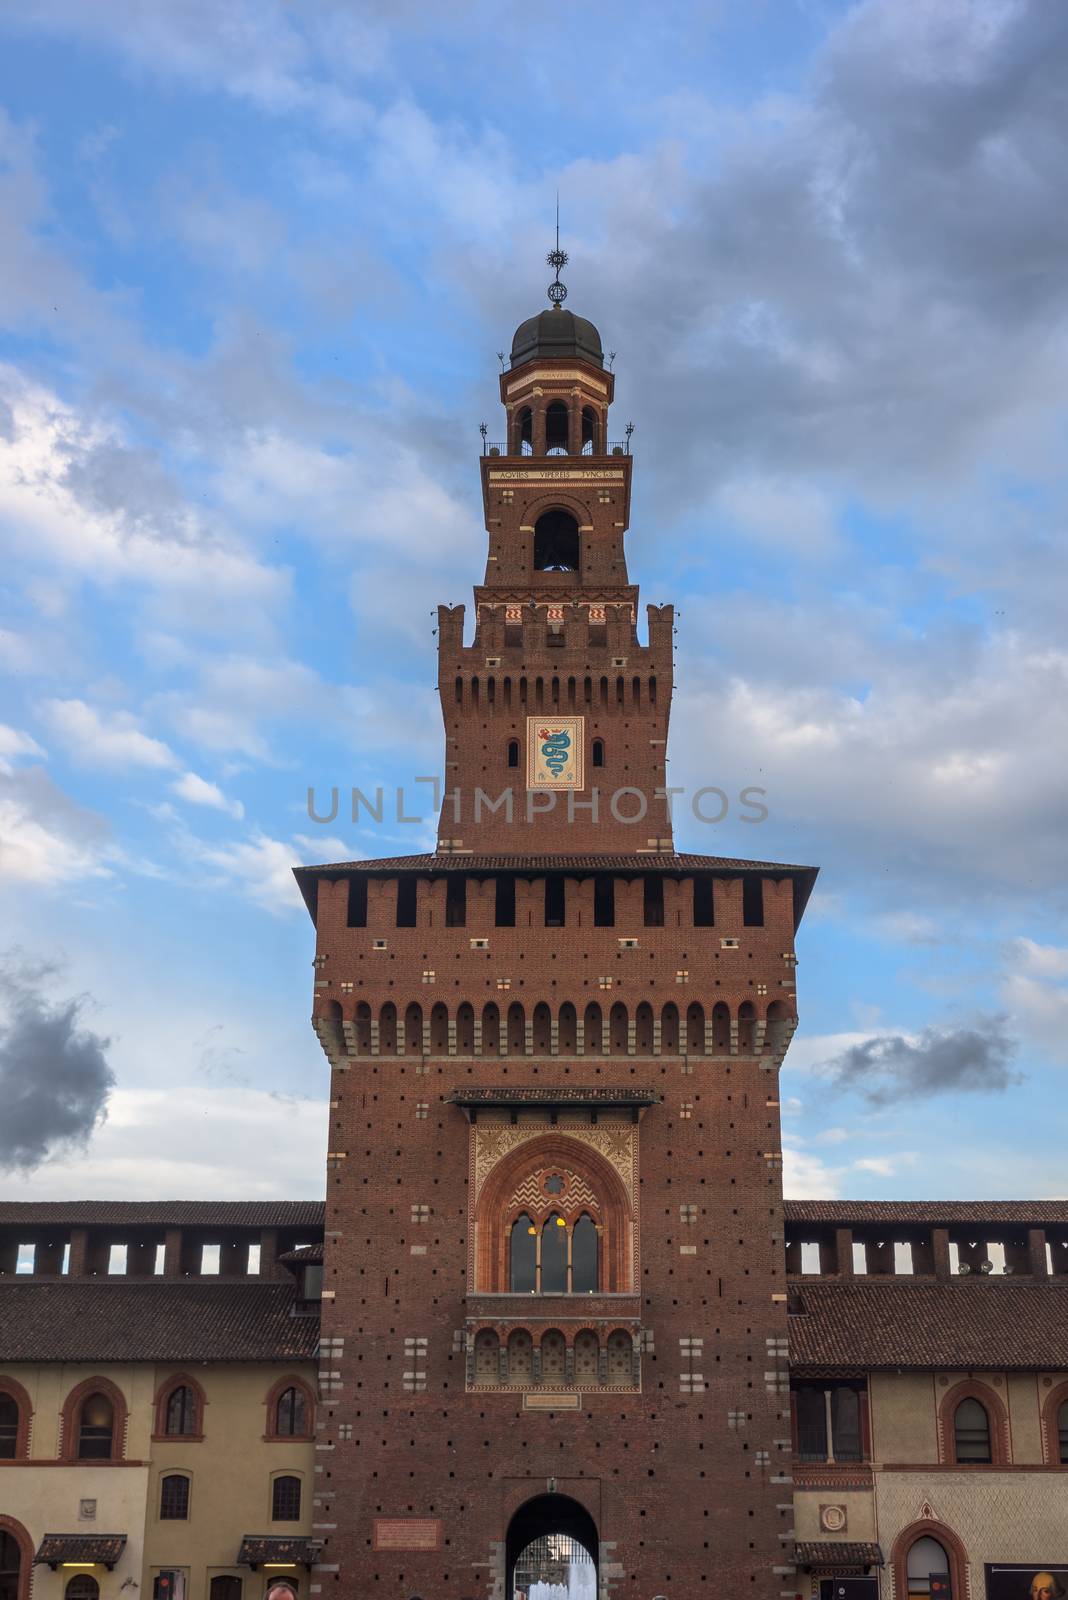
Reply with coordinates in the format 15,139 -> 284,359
1,0 -> 1067,1202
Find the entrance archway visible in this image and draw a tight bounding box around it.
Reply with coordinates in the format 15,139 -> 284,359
507,1494 -> 598,1600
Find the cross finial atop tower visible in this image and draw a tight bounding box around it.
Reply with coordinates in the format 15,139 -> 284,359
546,193 -> 568,308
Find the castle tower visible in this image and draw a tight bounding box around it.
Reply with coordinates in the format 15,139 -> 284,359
436,256 -> 673,855
296,252 -> 817,1599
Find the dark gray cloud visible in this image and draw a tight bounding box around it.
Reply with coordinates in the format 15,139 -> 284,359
463,2 -> 1068,528
0,955 -> 114,1170
819,1015 -> 1021,1106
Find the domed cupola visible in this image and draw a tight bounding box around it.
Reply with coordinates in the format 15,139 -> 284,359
510,307 -> 604,369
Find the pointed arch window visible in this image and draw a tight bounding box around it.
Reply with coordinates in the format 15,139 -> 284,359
541,1214 -> 568,1293
276,1385 -> 307,1438
906,1536 -> 950,1598
510,1215 -> 537,1293
572,1214 -> 599,1293
0,1392 -> 20,1458
165,1384 -> 198,1437
953,1397 -> 991,1463
77,1393 -> 114,1460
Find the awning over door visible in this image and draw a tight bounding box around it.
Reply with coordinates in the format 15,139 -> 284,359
34,1535 -> 127,1570
236,1537 -> 321,1571
794,1542 -> 884,1570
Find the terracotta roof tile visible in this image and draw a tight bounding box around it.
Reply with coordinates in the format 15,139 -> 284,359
35,1535 -> 127,1567
794,1542 -> 883,1568
278,1243 -> 324,1264
0,1200 -> 324,1228
0,1281 -> 318,1363
237,1536 -> 322,1567
296,851 -> 815,873
789,1280 -> 1068,1370
785,1199 -> 1068,1226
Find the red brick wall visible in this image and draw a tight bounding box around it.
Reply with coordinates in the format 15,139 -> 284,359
307,348 -> 799,1596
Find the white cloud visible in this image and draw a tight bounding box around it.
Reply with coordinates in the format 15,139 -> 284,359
10,0 -> 376,132
673,628 -> 1068,896
0,767 -> 114,885
0,723 -> 45,772
782,1134 -> 918,1197
175,826 -> 351,914
172,771 -> 244,820
0,1085 -> 326,1200
1001,937 -> 1068,1063
42,698 -> 177,771
0,364 -> 290,625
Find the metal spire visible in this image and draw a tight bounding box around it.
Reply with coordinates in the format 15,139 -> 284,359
546,192 -> 568,308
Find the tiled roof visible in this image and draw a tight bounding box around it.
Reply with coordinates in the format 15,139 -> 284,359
0,1200 -> 324,1228
35,1535 -> 127,1567
794,1542 -> 883,1568
785,1199 -> 1068,1226
237,1536 -> 322,1567
0,1281 -> 319,1363
296,851 -> 815,874
278,1243 -> 324,1263
789,1281 -> 1068,1370
449,1085 -> 660,1106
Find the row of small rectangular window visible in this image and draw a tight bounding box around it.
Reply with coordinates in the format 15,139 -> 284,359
348,874 -> 765,930
160,1473 -> 302,1522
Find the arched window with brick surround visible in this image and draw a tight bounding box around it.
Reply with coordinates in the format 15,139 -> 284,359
0,1378 -> 31,1460
1040,1379 -> 1068,1464
938,1377 -> 1009,1465
265,1377 -> 315,1442
954,1398 -> 991,1462
154,1374 -> 206,1440
0,1515 -> 33,1600
477,1135 -> 631,1294
891,1519 -> 968,1600
61,1377 -> 127,1463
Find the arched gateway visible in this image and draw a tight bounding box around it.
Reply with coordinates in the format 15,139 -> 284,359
507,1494 -> 598,1600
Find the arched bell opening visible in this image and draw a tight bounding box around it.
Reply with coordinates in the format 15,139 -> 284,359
506,1493 -> 598,1600
533,510 -> 580,574
544,401 -> 569,455
581,405 -> 599,454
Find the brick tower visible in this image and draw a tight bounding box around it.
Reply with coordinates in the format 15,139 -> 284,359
296,257 -> 817,1599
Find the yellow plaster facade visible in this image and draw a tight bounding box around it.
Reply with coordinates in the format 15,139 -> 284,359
0,1360 -> 316,1600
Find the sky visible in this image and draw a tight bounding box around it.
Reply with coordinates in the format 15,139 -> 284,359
1,0 -> 1067,1204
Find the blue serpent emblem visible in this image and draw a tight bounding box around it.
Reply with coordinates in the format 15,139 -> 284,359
539,727 -> 572,777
